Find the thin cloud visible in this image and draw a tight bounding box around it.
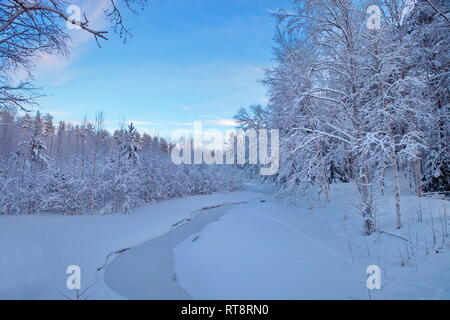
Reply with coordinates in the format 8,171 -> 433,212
173,122 -> 197,126
126,121 -> 157,126
23,0 -> 111,84
170,119 -> 238,127
43,110 -> 73,117
205,119 -> 238,127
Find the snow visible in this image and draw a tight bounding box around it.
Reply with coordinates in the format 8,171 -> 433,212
0,190 -> 262,299
1,183 -> 448,300
173,183 -> 450,300
174,200 -> 367,299
104,203 -> 237,299
1,0 -> 448,302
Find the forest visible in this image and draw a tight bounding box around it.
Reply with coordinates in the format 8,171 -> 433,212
235,0 -> 449,234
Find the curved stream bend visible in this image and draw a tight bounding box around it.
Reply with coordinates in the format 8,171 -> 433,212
104,200 -> 253,299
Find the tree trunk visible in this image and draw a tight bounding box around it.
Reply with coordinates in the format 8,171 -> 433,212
390,149 -> 402,229
316,143 -> 330,202
414,158 -> 423,197
357,164 -> 375,235
380,167 -> 385,196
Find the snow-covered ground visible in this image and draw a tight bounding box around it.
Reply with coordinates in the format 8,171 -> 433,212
175,184 -> 450,299
0,190 -> 263,299
174,199 -> 368,299
174,183 -> 450,299
104,202 -> 240,299
0,183 -> 449,299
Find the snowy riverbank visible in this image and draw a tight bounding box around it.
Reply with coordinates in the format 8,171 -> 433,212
1,183 -> 449,299
0,190 -> 263,299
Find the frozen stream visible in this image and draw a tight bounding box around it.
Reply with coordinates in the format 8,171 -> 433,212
104,201 -> 245,299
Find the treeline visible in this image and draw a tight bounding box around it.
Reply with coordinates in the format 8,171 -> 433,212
0,110 -> 241,215
235,0 -> 449,234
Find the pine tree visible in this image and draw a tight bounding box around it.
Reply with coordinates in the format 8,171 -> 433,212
19,111 -> 49,169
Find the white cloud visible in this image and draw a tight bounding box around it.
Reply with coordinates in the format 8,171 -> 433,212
170,119 -> 238,127
43,110 -> 73,117
126,121 -> 156,126
205,119 -> 238,127
172,122 -> 197,126
19,0 -> 111,85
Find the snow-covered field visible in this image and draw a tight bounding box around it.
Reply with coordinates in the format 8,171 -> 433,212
174,184 -> 450,299
0,183 -> 449,300
0,190 -> 263,299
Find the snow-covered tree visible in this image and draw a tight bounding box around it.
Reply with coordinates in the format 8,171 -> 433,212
115,123 -> 142,166
260,0 -> 448,233
19,111 -> 49,169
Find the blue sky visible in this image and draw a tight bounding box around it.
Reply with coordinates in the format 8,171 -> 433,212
32,0 -> 292,138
